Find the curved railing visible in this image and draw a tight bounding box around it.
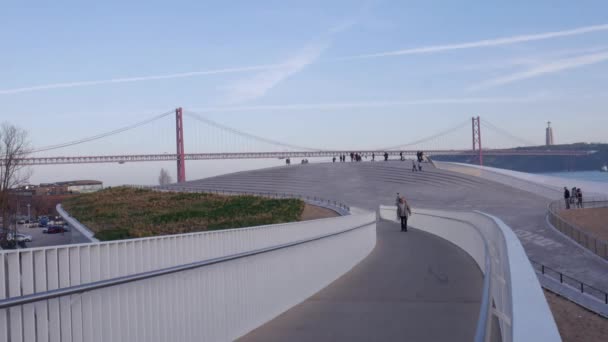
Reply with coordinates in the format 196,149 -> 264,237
0,210 -> 375,341
378,206 -> 560,342
547,196 -> 608,259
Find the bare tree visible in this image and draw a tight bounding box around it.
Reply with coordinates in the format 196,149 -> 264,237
0,123 -> 31,233
158,168 -> 172,185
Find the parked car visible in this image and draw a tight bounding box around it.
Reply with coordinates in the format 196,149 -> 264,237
4,232 -> 32,243
43,226 -> 67,234
15,233 -> 32,242
17,220 -> 25,225
39,216 -> 49,227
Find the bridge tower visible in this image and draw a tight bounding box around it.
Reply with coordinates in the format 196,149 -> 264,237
175,107 -> 186,183
472,116 -> 483,166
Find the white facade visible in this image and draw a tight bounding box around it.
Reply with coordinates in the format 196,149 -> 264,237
67,183 -> 103,193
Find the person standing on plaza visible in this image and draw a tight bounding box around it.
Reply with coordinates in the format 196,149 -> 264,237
397,196 -> 412,232
571,187 -> 577,205
563,187 -> 571,209
577,188 -> 583,208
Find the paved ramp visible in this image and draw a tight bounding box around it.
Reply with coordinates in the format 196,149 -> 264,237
175,161 -> 608,291
239,220 -> 483,342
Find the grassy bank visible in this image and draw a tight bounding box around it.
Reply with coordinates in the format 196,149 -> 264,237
63,187 -> 305,241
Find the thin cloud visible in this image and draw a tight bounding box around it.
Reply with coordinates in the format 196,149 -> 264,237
0,64 -> 290,95
455,46 -> 608,72
220,14 -> 360,103
469,50 -> 608,90
344,23 -> 608,59
190,96 -> 540,113
220,41 -> 330,103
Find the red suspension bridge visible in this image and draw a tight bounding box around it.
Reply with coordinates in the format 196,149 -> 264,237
15,108 -> 588,183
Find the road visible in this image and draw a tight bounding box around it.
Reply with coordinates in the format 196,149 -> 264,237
11,221 -> 90,249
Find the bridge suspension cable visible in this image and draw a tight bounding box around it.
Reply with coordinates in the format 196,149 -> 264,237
378,119 -> 471,151
480,119 -> 537,147
30,110 -> 174,154
183,110 -> 323,152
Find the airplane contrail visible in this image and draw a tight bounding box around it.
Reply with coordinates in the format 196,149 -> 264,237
4,24 -> 607,95
345,23 -> 608,59
470,50 -> 608,90
0,63 -> 291,95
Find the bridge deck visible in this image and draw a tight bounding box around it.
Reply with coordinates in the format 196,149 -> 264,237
239,219 -> 483,342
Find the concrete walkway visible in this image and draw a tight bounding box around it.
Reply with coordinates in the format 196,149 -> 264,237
172,161 -> 608,292
239,220 -> 483,342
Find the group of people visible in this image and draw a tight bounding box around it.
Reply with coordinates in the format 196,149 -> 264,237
331,151 -> 426,164
285,158 -> 310,165
395,193 -> 412,232
563,186 -> 584,209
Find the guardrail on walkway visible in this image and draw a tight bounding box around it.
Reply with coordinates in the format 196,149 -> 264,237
530,260 -> 608,305
0,210 -> 375,342
547,196 -> 608,259
379,206 -> 560,342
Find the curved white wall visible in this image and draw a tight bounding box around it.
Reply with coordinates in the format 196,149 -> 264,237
0,213 -> 376,342
379,205 -> 560,342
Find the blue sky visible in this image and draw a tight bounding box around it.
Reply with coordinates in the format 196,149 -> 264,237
2,1 -> 608,184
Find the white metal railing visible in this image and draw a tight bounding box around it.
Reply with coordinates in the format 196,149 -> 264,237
0,212 -> 376,342
379,206 -> 560,342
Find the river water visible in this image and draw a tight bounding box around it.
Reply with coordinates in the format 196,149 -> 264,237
541,171 -> 608,183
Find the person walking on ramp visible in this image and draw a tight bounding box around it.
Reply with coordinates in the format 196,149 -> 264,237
397,196 -> 412,232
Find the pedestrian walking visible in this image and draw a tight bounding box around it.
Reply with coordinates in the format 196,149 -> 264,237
563,187 -> 570,209
384,152 -> 389,161
397,196 -> 412,232
372,153 -> 375,162
333,157 -> 336,163
577,188 -> 583,208
417,161 -> 422,171
412,160 -> 418,172
400,152 -> 404,161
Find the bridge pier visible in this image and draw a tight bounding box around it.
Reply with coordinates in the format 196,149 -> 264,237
176,107 -> 186,182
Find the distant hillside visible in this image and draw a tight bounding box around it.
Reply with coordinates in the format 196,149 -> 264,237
432,143 -> 608,173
